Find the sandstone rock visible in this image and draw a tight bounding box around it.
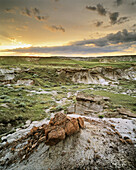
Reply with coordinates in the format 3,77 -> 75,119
75,93 -> 105,114
65,119 -> 79,136
45,127 -> 65,146
67,105 -> 75,114
49,113 -> 67,126
78,117 -> 84,128
42,113 -> 84,146
126,139 -> 133,144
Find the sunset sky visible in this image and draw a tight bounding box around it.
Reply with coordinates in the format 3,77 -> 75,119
0,0 -> 136,57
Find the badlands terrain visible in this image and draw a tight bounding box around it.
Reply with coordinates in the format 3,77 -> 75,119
0,56 -> 136,169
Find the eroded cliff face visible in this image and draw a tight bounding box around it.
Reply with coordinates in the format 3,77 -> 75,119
58,66 -> 136,85
0,68 -> 21,81
1,66 -> 136,86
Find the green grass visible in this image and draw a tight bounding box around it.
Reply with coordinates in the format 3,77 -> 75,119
0,56 -> 136,135
0,56 -> 135,69
93,90 -> 136,114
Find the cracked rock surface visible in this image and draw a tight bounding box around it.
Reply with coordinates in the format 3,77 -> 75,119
0,113 -> 136,170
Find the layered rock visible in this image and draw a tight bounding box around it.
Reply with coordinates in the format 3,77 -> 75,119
74,93 -> 110,115
58,66 -> 136,85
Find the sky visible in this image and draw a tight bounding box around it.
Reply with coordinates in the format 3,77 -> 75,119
0,0 -> 136,57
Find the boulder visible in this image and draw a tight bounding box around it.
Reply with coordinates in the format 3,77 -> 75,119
45,127 -> 65,146
46,113 -> 84,145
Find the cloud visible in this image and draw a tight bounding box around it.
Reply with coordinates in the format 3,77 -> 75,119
3,29 -> 136,55
109,12 -> 119,24
95,21 -> 103,27
21,7 -> 48,21
35,16 -> 48,21
0,31 -> 16,42
86,6 -> 96,11
132,24 -> 136,27
117,17 -> 129,24
73,29 -> 136,47
5,8 -> 16,13
32,8 -> 40,15
115,0 -> 123,6
0,31 -> 10,38
22,8 -> 31,17
86,4 -> 107,16
45,25 -> 65,32
131,1 -> 136,5
86,3 -> 128,26
109,13 -> 129,25
4,44 -> 120,55
16,25 -> 28,31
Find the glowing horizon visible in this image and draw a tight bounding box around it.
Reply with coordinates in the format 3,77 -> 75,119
0,0 -> 136,57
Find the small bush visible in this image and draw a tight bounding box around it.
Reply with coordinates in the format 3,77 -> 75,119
98,115 -> 104,119
18,102 -> 26,107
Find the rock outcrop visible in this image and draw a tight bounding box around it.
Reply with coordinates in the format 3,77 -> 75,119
58,66 -> 136,85
0,114 -> 136,170
45,113 -> 84,145
67,93 -> 110,115
0,68 -> 21,82
0,113 -> 84,169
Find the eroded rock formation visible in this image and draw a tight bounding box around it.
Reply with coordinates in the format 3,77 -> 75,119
58,66 -> 136,85
45,113 -> 84,145
0,114 -> 136,170
68,93 -> 110,115
0,113 -> 84,168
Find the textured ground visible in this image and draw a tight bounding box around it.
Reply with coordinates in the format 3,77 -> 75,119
0,114 -> 136,170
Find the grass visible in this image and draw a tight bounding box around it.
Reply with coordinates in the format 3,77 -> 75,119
0,56 -> 135,69
0,56 -> 136,135
93,90 -> 136,114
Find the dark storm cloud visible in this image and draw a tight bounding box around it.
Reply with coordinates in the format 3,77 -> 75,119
115,0 -> 123,6
73,29 -> 136,47
45,25 -> 65,32
109,12 -> 119,24
95,21 -> 103,27
4,29 -> 136,55
86,4 -> 107,16
4,44 -> 120,55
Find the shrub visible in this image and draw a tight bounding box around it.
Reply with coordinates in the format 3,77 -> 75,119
98,115 -> 104,119
18,102 -> 26,107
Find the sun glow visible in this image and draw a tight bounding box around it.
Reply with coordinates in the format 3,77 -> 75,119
0,40 -> 32,51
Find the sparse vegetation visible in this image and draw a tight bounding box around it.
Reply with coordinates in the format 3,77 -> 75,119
0,56 -> 136,135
